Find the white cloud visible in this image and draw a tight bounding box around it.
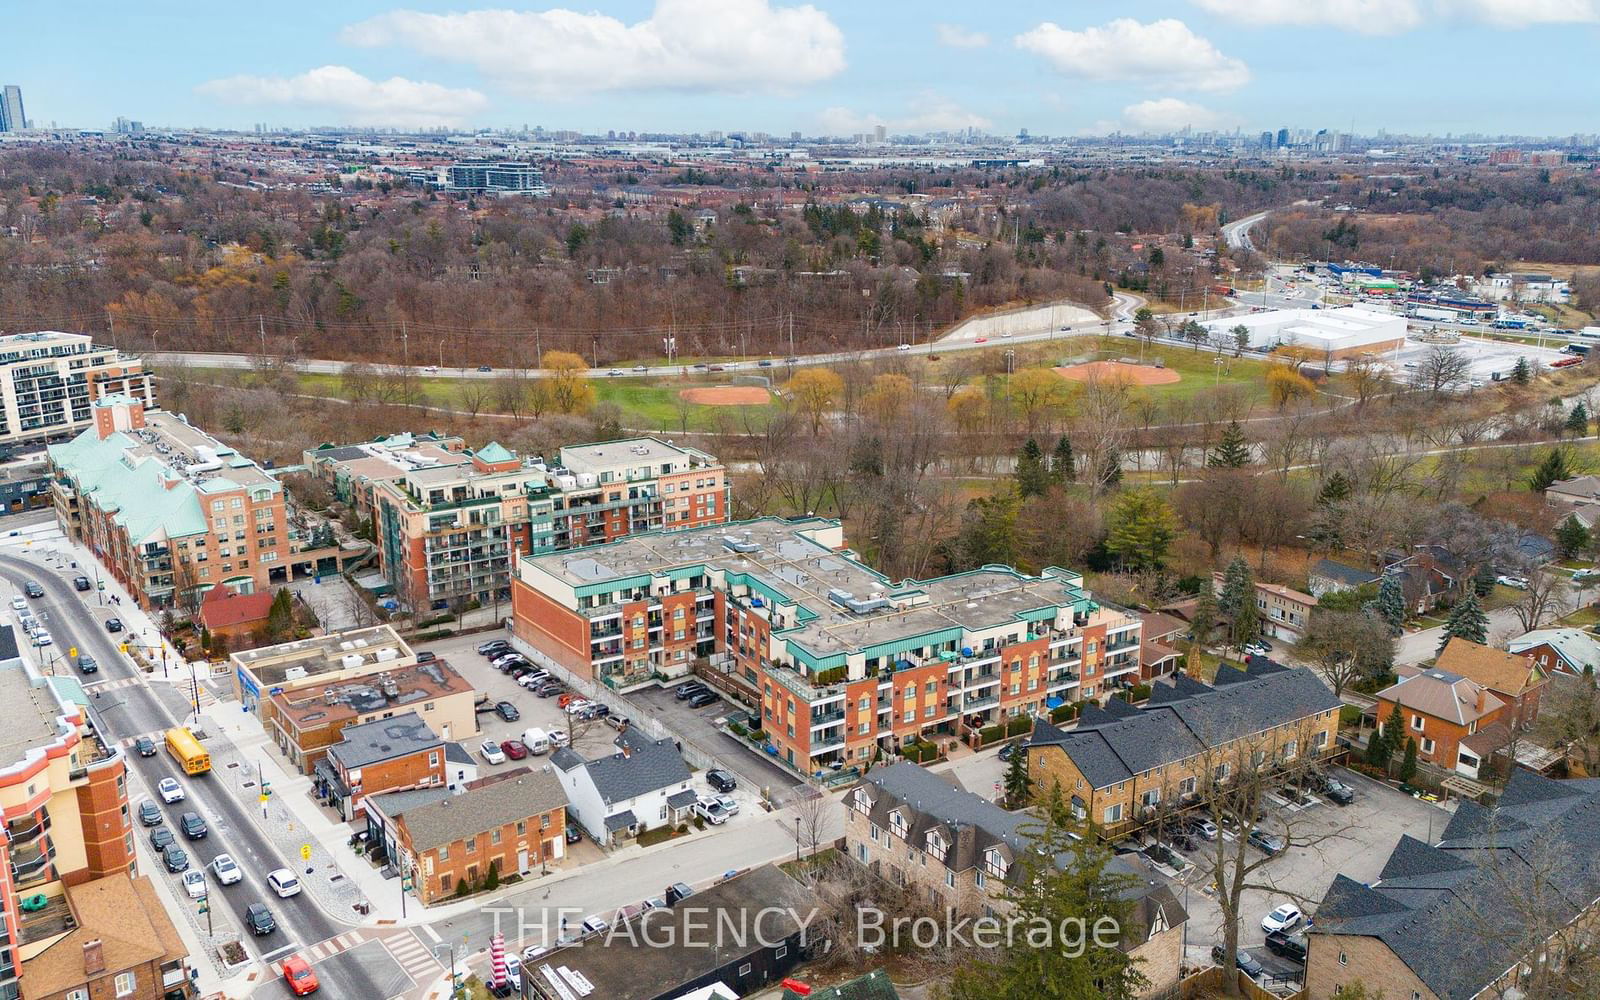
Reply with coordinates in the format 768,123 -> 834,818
934,23 -> 990,48
343,0 -> 846,97
197,66 -> 488,126
1122,97 -> 1234,132
1190,0 -> 1423,34
1441,0 -> 1600,26
818,95 -> 991,136
1014,18 -> 1250,92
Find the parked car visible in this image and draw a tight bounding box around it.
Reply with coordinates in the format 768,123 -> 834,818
1243,641 -> 1271,657
1497,574 -> 1531,590
565,825 -> 582,844
33,631 -> 52,647
138,801 -> 162,827
502,954 -> 523,991
715,794 -> 739,815
688,690 -> 720,708
73,575 -> 92,591
480,740 -> 506,765
580,915 -> 610,935
1211,945 -> 1264,979
477,639 -> 511,656
8,595 -> 24,611
897,343 -> 912,351
1265,929 -> 1309,963
244,902 -> 277,935
694,799 -> 729,825
706,769 -> 737,793
1574,568 -> 1600,583
477,365 -> 493,372
212,854 -> 243,885
1187,818 -> 1218,841
415,650 -> 437,663
501,739 -> 529,761
757,360 -> 774,367
1248,829 -> 1287,856
1323,778 -> 1355,805
493,652 -> 528,669
162,844 -> 190,873
282,955 -> 320,995
158,777 -> 185,803
267,868 -> 302,898
548,730 -> 569,749
535,682 -> 563,698
23,581 -> 43,598
150,826 -> 175,851
105,617 -> 123,633
179,811 -> 208,840
182,868 -> 208,900
495,701 -> 521,722
1261,903 -> 1303,933
134,736 -> 157,757
674,681 -> 708,700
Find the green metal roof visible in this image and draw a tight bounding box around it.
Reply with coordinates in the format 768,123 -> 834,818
50,428 -> 209,543
475,441 -> 514,464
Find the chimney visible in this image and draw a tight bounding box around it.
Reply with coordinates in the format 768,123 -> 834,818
1477,686 -> 1489,714
83,939 -> 106,977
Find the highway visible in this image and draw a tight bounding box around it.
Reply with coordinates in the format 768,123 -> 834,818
0,551 -> 379,998
1222,210 -> 1269,252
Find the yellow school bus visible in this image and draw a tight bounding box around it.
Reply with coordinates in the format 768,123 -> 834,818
164,727 -> 210,776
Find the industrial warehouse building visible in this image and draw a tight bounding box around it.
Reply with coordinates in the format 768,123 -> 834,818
1201,307 -> 1406,360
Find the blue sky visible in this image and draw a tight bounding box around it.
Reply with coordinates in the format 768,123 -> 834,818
11,1 -> 1600,136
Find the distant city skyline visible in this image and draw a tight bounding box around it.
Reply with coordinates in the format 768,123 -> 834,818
8,1 -> 1600,137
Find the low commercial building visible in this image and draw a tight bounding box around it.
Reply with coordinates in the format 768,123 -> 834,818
0,332 -> 153,450
520,865 -> 814,1000
1198,306 -> 1406,360
318,712 -> 448,821
551,735 -> 696,845
511,516 -> 1140,775
1026,660 -> 1342,840
1308,770 -> 1600,1000
373,437 -> 728,612
48,396 -> 345,609
18,874 -> 190,1000
231,623 -> 415,711
378,768 -> 567,905
846,763 -> 1186,998
0,460 -> 52,513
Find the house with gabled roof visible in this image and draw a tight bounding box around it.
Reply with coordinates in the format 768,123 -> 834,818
550,733 -> 695,845
1431,637 -> 1548,730
1508,627 -> 1600,678
1308,770 -> 1600,1000
1374,667 -> 1508,776
844,762 -> 1186,999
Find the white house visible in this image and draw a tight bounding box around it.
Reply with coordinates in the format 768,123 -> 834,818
550,731 -> 697,845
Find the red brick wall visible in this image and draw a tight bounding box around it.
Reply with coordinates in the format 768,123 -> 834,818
511,578 -> 593,678
74,758 -> 134,882
338,746 -> 445,803
410,807 -> 567,905
997,637 -> 1050,717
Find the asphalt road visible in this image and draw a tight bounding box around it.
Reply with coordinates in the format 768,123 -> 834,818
0,552 -> 376,997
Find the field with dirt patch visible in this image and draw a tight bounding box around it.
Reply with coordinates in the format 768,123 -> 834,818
1055,360 -> 1182,386
678,385 -> 773,406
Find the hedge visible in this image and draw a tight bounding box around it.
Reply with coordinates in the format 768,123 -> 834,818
1050,700 -> 1086,724
813,666 -> 847,686
416,614 -> 455,628
729,721 -> 748,738
1338,704 -> 1363,728
414,629 -> 454,641
1004,715 -> 1032,737
978,724 -> 1005,745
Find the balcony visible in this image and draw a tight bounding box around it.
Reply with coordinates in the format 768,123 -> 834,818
16,892 -> 74,947
810,709 -> 845,728
962,693 -> 999,711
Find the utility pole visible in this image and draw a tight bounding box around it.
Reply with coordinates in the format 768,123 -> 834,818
535,328 -> 542,368
401,319 -> 409,367
592,337 -> 598,369
788,312 -> 795,358
107,312 -> 116,350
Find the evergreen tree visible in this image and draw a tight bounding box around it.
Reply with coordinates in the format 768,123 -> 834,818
1473,562 -> 1496,598
1232,590 -> 1260,651
1217,557 -> 1253,622
1530,446 -> 1574,492
1364,726 -> 1389,767
1015,438 -> 1047,497
1400,737 -> 1419,783
1316,470 -> 1353,508
1381,702 -> 1404,765
1051,435 -> 1075,484
1002,745 -> 1031,808
1208,420 -> 1252,468
1104,489 -> 1179,570
1512,356 -> 1531,385
1375,574 -> 1406,635
1191,588 -> 1218,648
1437,590 -> 1489,654
1556,515 -> 1591,560
1569,402 -> 1591,437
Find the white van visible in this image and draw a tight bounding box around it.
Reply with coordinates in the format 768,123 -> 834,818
521,727 -> 550,755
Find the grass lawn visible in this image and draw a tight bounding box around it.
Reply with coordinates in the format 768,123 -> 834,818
779,846 -> 839,880
637,825 -> 688,848
1558,605 -> 1600,628
973,335 -> 1284,405
1482,583 -> 1527,612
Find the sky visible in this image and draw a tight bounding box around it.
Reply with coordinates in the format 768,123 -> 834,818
10,0 -> 1600,137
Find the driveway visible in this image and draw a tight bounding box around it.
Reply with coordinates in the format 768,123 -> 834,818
623,686 -> 807,802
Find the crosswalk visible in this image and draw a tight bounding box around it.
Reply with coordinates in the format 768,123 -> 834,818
298,929 -> 369,964
85,675 -> 142,694
376,928 -> 444,983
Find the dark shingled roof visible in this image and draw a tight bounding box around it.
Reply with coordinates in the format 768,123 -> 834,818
1312,770 -> 1600,999
786,969 -> 901,1000
1311,558 -> 1380,588
551,735 -> 691,807
1212,663 -> 1250,686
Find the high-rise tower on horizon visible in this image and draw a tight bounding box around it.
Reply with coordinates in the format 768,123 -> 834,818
0,85 -> 26,131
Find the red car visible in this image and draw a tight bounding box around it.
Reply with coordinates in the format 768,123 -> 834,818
501,739 -> 529,760
974,336 -> 988,343
282,955 -> 319,995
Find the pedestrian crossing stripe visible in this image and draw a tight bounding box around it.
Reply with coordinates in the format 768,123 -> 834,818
378,931 -> 442,977
85,676 -> 140,692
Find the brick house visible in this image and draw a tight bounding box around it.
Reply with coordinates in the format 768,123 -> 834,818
1027,661 -> 1342,840
1137,612 -> 1184,681
1211,574 -> 1318,642
382,769 -> 568,905
845,763 -> 1186,999
1431,637 -> 1548,730
1309,770 -> 1600,1000
1508,627 -> 1600,677
1373,667 -> 1507,773
20,874 -> 190,1000
316,712 -> 447,821
196,587 -> 273,644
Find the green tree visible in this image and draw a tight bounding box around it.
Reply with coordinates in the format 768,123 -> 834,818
1231,324 -> 1250,356
1015,438 -> 1048,497
944,816 -> 1147,1000
1002,745 -> 1031,808
1570,402 -> 1591,437
1191,588 -> 1218,648
1400,736 -> 1419,782
1104,489 -> 1179,570
1512,356 -> 1531,384
1375,574 -> 1406,635
950,491 -> 1021,569
666,209 -> 691,246
1473,562 -> 1497,597
1530,446 -> 1574,492
1217,557 -> 1252,621
1232,590 -> 1260,651
1316,470 -> 1353,508
1051,436 -> 1076,485
1437,590 -> 1489,654
1208,420 -> 1252,468
1557,515 -> 1592,560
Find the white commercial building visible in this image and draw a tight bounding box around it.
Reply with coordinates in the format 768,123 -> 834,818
1200,307 -> 1406,360
0,332 -> 153,448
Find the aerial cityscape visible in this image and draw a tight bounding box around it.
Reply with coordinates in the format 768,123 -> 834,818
5,4 -> 1600,1000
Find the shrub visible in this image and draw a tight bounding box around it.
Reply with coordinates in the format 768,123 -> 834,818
414,629 -> 454,641
813,666 -> 847,686
484,860 -> 500,892
453,879 -> 471,898
676,823 -> 689,834
748,729 -> 766,742
1338,704 -> 1363,728
693,815 -> 705,830
416,614 -> 454,628
729,721 -> 748,738
1004,715 -> 1032,737
978,724 -> 1005,745
1129,683 -> 1152,702
1050,703 -> 1075,723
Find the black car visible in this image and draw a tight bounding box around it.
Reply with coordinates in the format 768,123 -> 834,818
495,701 -> 520,722
105,617 -> 124,633
162,844 -> 190,872
73,575 -> 92,592
150,826 -> 176,852
688,690 -> 720,708
415,650 -> 437,663
1265,929 -> 1308,964
477,365 -> 493,372
1211,946 -> 1264,978
706,769 -> 736,793
74,654 -> 98,675
244,902 -> 277,935
674,681 -> 707,700
565,826 -> 582,844
134,736 -> 157,757
179,812 -> 208,840
23,581 -> 43,598
999,741 -> 1027,762
1323,778 -> 1355,806
138,801 -> 162,827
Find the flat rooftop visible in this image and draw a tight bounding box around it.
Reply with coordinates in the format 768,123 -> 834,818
233,624 -> 413,685
272,660 -> 471,730
326,711 -> 441,768
523,517 -> 1100,659
0,657 -> 71,770
557,437 -> 714,476
122,408 -> 277,491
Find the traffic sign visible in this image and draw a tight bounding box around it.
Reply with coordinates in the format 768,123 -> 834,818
69,647 -> 77,658
258,793 -> 269,804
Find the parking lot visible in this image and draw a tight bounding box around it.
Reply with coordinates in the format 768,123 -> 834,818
1176,765 -> 1453,975
1391,330 -> 1568,383
624,686 -> 808,802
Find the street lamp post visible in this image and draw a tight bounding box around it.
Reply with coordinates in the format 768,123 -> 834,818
794,816 -> 801,863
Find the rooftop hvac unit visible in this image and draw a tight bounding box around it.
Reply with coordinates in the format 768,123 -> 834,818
283,666 -> 308,682
375,647 -> 399,661
341,654 -> 365,669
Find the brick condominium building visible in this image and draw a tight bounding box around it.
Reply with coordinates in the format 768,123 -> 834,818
366,436 -> 727,612
511,516 -> 1141,774
48,395 -> 346,610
